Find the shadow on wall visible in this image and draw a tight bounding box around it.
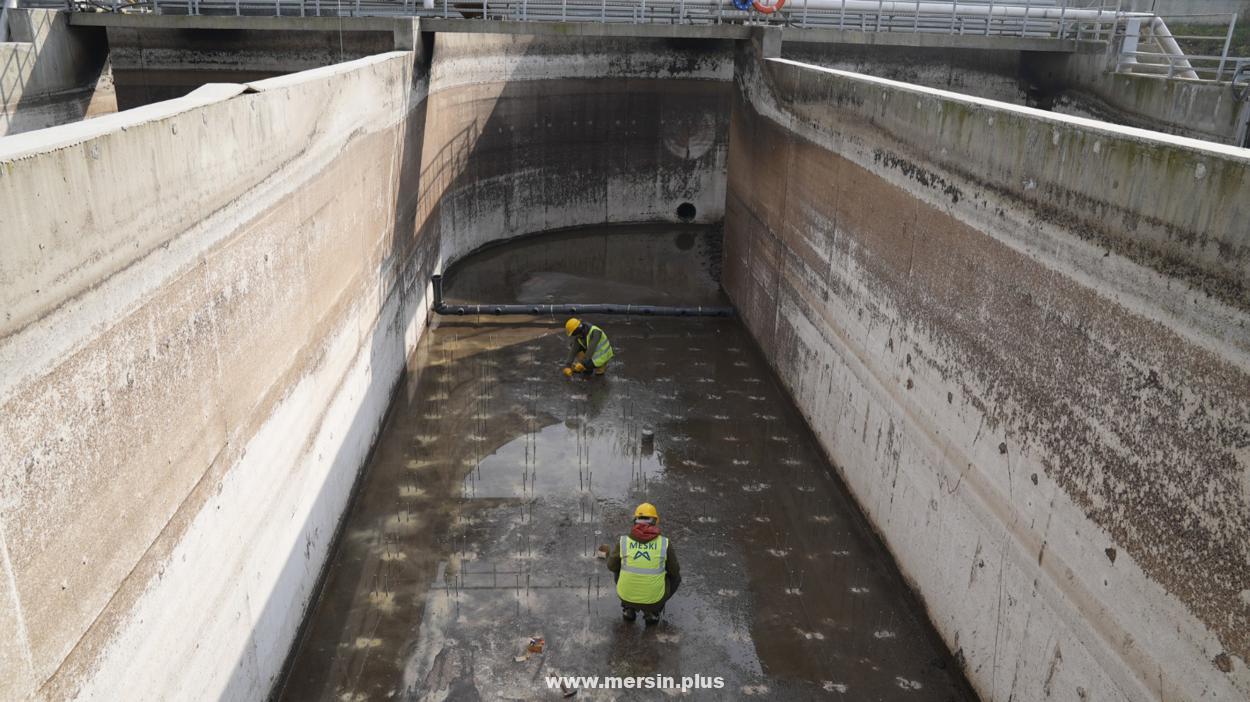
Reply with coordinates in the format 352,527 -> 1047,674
272,32 -> 734,698
106,26 -> 398,109
413,33 -> 734,267
1,9 -> 115,136
215,42 -> 438,700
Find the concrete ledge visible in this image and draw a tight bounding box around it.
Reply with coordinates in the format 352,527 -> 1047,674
769,57 -> 1250,160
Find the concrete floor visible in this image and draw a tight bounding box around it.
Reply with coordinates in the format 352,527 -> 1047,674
277,227 -> 974,701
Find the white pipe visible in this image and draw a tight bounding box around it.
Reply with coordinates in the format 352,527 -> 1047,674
755,1 -> 1198,80
1148,15 -> 1198,80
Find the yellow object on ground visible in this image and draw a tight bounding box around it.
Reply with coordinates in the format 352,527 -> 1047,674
563,367 -> 573,377
565,318 -> 581,336
634,502 -> 659,522
573,362 -> 586,373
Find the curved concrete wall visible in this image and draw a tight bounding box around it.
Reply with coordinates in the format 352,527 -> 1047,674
419,32 -> 733,269
0,29 -> 732,699
725,40 -> 1250,702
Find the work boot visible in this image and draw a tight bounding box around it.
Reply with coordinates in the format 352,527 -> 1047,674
643,613 -> 661,626
622,607 -> 637,622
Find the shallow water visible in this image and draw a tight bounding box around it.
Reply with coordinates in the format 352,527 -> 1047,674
278,226 -> 974,701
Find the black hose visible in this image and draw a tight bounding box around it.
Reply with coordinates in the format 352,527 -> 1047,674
430,275 -> 735,318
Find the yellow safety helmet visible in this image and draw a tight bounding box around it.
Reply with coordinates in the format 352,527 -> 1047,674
634,502 -> 659,523
565,318 -> 582,336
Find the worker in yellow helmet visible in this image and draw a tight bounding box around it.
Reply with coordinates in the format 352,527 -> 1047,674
562,318 -> 614,377
607,502 -> 681,625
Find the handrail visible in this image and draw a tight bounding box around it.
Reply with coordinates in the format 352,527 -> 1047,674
1113,11 -> 1245,83
28,0 -> 1128,42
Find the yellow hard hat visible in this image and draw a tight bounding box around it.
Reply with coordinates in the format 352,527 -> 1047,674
634,502 -> 659,523
565,318 -> 581,336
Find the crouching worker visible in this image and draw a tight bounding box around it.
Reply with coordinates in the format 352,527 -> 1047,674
607,503 -> 680,625
563,318 -> 614,377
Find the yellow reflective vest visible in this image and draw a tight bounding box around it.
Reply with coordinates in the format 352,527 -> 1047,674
617,534 -> 669,604
581,325 -> 614,367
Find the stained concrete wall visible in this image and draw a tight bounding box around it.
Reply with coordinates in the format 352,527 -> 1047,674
1,9 -> 115,136
784,40 -> 1250,146
726,38 -> 1250,702
783,42 -> 1030,105
0,48 -> 434,700
103,23 -> 399,108
0,27 -> 732,699
1028,48 -> 1250,147
419,33 -> 733,267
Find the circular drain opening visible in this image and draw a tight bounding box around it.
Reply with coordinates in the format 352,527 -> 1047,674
676,202 -> 697,221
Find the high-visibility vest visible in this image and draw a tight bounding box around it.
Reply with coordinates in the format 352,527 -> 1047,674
580,325 -> 614,367
617,535 -> 668,604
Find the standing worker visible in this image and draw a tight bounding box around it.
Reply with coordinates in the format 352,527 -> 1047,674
563,318 -> 614,377
607,503 -> 681,625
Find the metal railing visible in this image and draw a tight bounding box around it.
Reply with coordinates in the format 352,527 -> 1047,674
25,0 -> 1128,41
1113,11 -> 1248,84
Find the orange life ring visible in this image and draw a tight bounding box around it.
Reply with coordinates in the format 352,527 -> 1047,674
751,0 -> 784,13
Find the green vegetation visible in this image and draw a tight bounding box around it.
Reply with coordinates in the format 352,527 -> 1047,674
1166,22 -> 1250,61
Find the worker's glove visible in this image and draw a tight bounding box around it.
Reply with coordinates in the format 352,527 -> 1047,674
563,367 -> 574,378
572,362 -> 586,373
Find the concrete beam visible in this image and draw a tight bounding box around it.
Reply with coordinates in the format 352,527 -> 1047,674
420,16 -> 749,39
72,12 -> 421,49
778,24 -> 1078,51
69,12 -> 1076,52
70,13 -> 410,32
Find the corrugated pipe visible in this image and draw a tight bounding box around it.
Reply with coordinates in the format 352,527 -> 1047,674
755,1 -> 1198,79
431,276 -> 736,318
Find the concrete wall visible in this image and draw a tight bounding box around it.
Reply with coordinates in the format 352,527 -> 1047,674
1028,48 -> 1250,147
782,41 -> 1250,146
103,23 -> 399,108
0,47 -> 433,700
726,38 -> 1250,702
0,27 -> 732,699
1,10 -> 115,136
419,32 -> 733,267
783,42 -> 1030,105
